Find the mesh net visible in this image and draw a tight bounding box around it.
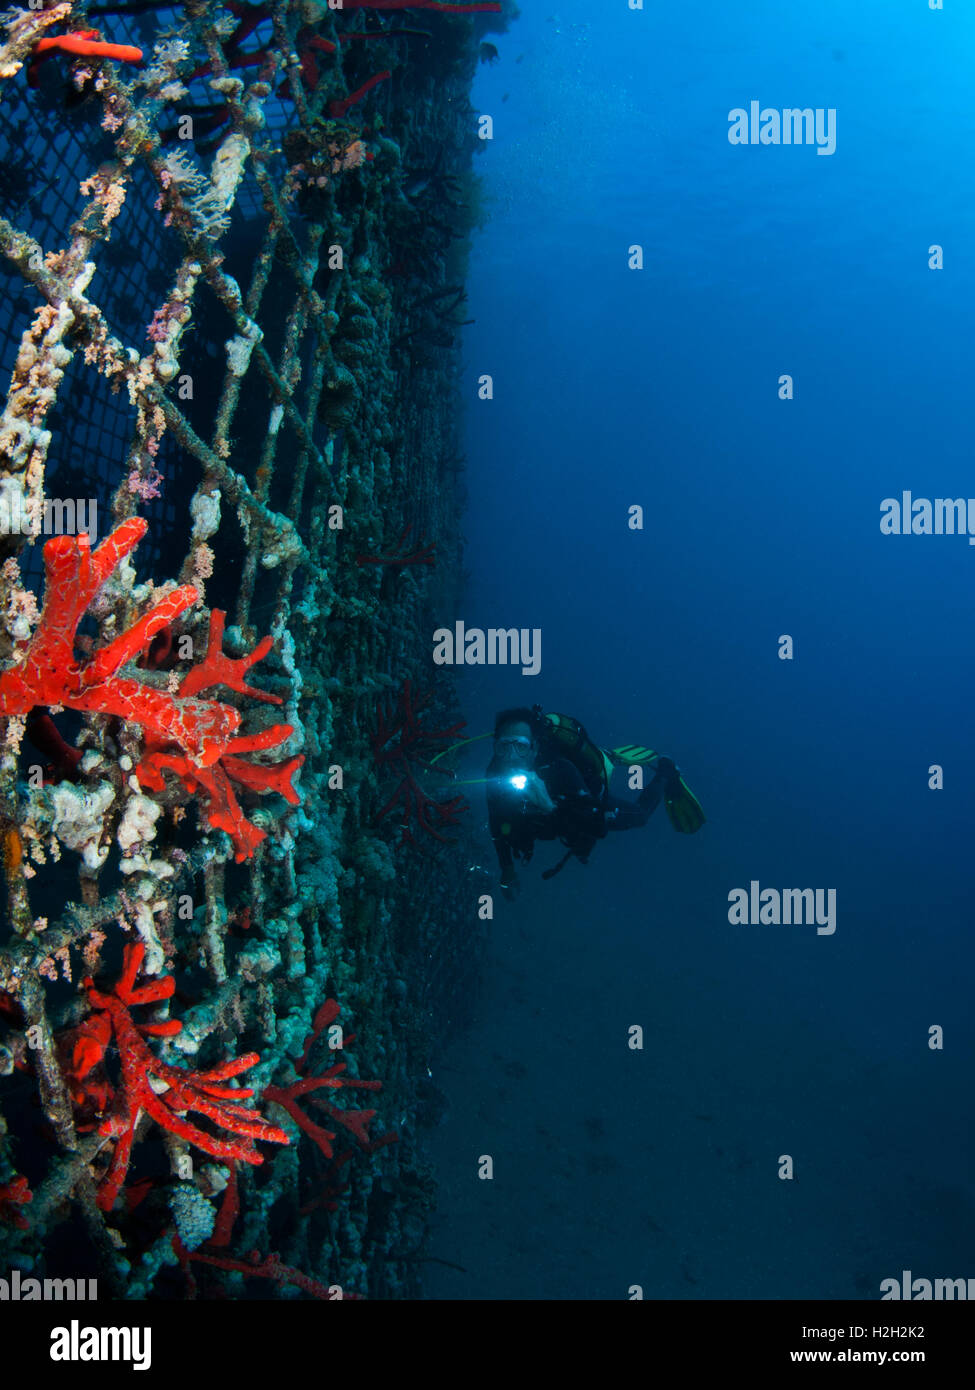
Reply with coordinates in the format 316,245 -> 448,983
0,0 -> 499,1297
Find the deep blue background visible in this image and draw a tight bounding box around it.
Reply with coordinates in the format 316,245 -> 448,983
422,0 -> 974,1299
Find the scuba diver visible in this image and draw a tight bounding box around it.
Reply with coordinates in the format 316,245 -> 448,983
486,706 -> 705,900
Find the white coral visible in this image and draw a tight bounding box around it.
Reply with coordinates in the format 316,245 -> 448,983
190,488 -> 222,540
117,792 -> 162,853
50,781 -> 115,870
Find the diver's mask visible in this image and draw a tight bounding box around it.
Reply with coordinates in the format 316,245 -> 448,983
493,735 -> 535,775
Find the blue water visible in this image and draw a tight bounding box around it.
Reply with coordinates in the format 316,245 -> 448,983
422,0 -> 974,1300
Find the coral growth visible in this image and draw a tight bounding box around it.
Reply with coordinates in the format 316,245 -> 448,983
371,680 -> 468,845
264,998 -> 396,1159
374,769 -> 468,846
355,526 -> 435,568
0,0 -> 497,1300
31,31 -> 142,64
329,70 -> 392,119
79,942 -> 289,1211
24,708 -> 82,783
173,1239 -> 342,1300
0,520 -> 232,755
27,28 -> 143,88
0,1173 -> 32,1229
0,520 -> 303,859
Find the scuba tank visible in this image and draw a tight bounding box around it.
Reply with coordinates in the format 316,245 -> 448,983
530,706 -> 705,837
528,706 -> 611,803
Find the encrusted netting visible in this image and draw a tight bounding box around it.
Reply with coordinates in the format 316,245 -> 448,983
0,0 -> 503,1297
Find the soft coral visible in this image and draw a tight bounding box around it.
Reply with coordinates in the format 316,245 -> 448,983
0,519 -> 236,758
83,942 -> 289,1212
0,520 -> 302,859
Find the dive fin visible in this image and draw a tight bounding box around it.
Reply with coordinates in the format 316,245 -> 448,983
665,775 -> 706,834
604,745 -> 705,833
605,744 -> 659,770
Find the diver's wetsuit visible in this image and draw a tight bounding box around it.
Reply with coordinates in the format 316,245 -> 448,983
488,755 -> 668,880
